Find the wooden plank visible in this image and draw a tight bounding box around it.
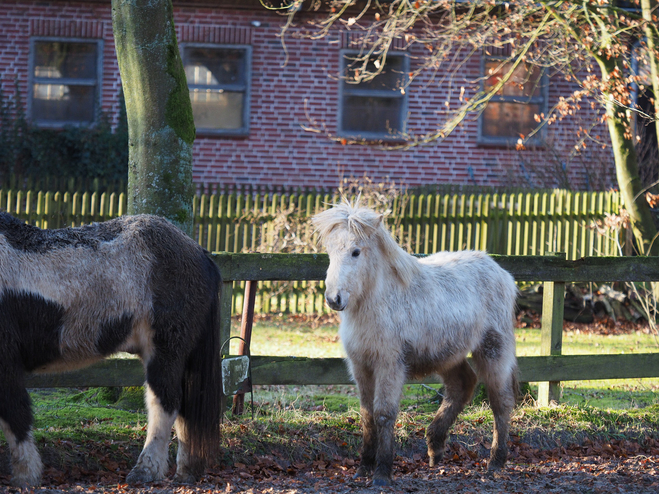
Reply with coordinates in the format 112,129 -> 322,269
210,253 -> 659,283
219,280 -> 234,355
538,252 -> 566,406
26,353 -> 659,388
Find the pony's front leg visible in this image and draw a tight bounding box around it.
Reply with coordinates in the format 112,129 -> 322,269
371,362 -> 405,487
351,364 -> 376,479
126,385 -> 178,484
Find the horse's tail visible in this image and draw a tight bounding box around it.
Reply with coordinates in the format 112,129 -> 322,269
181,256 -> 223,463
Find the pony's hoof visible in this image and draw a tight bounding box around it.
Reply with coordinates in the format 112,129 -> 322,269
372,476 -> 392,487
126,468 -> 160,485
353,465 -> 372,479
428,451 -> 442,468
10,477 -> 40,488
173,472 -> 197,484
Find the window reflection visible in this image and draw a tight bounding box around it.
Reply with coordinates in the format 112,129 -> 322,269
183,46 -> 250,133
31,40 -> 99,124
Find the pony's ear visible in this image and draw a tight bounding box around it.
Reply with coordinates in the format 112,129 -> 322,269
363,212 -> 383,231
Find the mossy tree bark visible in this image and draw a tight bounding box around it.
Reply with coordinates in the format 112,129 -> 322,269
640,0 -> 659,151
595,55 -> 659,256
111,0 -> 195,236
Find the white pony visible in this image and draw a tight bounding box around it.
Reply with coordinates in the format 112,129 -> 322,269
312,201 -> 518,487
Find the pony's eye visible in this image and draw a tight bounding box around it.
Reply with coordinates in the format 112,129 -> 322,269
352,249 -> 361,258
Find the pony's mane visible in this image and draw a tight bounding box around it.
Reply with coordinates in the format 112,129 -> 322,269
313,200 -> 420,287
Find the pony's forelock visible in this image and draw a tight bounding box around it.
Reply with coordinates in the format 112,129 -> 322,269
313,200 -> 419,287
312,200 -> 383,245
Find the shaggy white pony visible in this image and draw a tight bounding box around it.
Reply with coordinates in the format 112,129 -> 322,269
313,201 -> 518,487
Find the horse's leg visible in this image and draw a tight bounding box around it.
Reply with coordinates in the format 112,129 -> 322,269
471,332 -> 517,472
128,342 -> 186,483
478,366 -> 517,471
371,362 -> 406,487
351,364 -> 376,480
173,415 -> 204,482
0,379 -> 43,486
126,384 -> 178,484
426,359 -> 477,467
483,374 -> 515,471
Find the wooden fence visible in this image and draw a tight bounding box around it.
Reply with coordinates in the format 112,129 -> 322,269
1,188 -> 622,258
3,187 -> 625,315
26,253 -> 659,406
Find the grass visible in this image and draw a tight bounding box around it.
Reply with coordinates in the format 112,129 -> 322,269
1,315 -> 658,478
233,315 -> 659,411
18,387 -> 659,475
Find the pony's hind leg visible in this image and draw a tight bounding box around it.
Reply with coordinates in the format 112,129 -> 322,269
126,384 -> 179,484
479,366 -> 517,471
173,415 -> 204,483
426,359 -> 477,467
0,381 -> 43,486
471,331 -> 518,472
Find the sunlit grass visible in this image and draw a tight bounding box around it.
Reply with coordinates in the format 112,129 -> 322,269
234,316 -> 659,411
238,317 -> 659,359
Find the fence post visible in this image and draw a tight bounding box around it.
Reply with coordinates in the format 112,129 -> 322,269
219,280 -> 234,357
537,252 -> 566,406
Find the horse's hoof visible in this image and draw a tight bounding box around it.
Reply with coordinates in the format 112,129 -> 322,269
428,451 -> 442,468
353,465 -> 372,479
173,472 -> 197,484
10,477 -> 40,488
126,468 -> 159,484
372,476 -> 391,487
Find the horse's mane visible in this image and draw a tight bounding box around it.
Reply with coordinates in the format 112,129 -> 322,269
313,200 -> 420,287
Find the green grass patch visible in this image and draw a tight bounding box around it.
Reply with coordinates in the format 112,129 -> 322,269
515,327 -> 659,356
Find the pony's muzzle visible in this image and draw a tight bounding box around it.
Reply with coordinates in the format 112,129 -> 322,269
325,291 -> 349,311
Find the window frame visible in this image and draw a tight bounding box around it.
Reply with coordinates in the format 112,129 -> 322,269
180,43 -> 252,137
28,37 -> 103,128
338,49 -> 409,141
478,55 -> 548,146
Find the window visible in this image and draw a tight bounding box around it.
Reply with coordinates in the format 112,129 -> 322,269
339,50 -> 409,140
29,38 -> 102,126
182,44 -> 251,135
479,57 -> 547,144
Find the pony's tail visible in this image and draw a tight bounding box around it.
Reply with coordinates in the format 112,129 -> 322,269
181,257 -> 222,464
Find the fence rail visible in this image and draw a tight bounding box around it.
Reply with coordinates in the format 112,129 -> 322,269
26,253 -> 659,407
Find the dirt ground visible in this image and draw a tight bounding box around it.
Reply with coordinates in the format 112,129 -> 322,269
4,439 -> 659,494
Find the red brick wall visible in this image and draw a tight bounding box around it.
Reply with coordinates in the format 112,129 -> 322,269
0,0 -> 616,190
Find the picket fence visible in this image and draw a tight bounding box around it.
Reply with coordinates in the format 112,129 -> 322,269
1,187 -> 623,314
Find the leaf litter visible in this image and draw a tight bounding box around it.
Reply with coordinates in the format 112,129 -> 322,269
2,426 -> 658,493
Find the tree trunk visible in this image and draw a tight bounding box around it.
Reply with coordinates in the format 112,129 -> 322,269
111,0 -> 195,236
596,56 -> 659,255
640,0 -> 659,150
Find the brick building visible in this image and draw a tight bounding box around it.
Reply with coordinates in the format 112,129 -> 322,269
0,0 -> 618,190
